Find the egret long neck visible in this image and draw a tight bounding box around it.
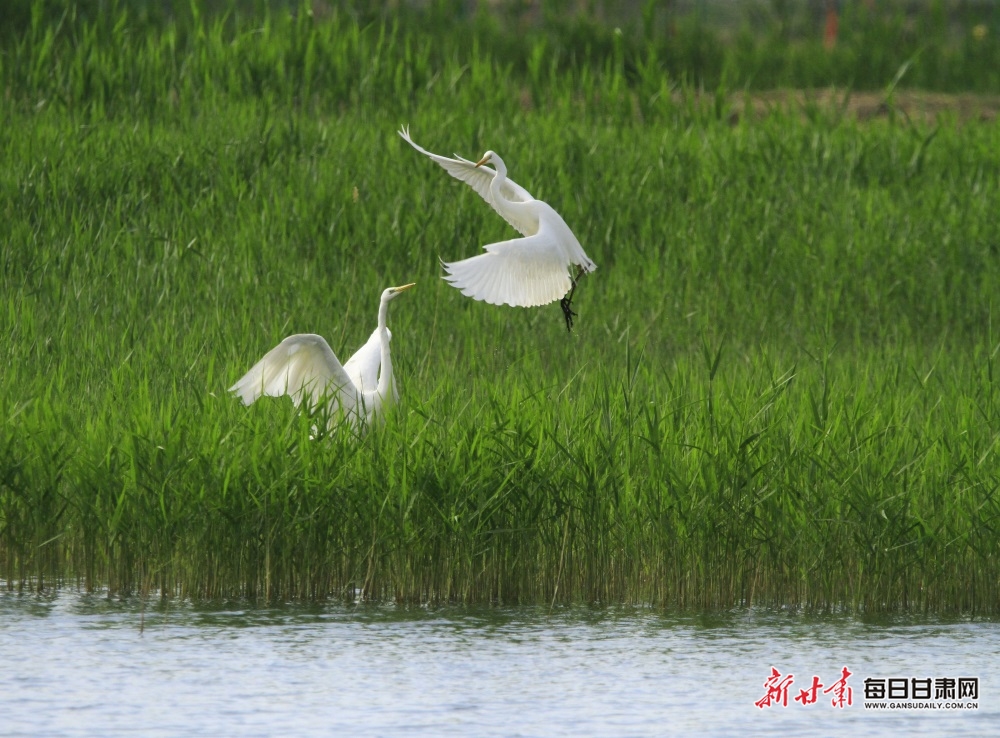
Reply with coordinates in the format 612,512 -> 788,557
489,159 -> 508,203
376,297 -> 392,398
488,157 -> 536,234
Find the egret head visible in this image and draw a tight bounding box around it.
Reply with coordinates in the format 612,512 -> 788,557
474,151 -> 496,168
382,283 -> 416,302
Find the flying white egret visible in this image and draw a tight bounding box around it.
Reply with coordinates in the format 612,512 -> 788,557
398,126 -> 596,331
229,283 -> 416,430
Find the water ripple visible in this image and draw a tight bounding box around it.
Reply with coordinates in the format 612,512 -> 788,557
0,592 -> 996,737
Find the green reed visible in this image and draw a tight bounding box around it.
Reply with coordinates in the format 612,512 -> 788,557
1,0 -> 1000,611
4,0 -> 1000,121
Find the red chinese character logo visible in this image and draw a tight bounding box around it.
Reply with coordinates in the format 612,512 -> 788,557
756,667 -> 794,708
823,666 -> 853,708
794,676 -> 823,705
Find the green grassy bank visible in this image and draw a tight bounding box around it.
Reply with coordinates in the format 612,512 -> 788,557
2,2 -> 1000,610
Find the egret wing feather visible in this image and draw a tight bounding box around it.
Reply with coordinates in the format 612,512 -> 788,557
398,126 -> 537,236
442,228 -> 573,308
229,334 -> 358,413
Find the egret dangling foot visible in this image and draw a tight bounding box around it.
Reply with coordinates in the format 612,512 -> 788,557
559,267 -> 587,333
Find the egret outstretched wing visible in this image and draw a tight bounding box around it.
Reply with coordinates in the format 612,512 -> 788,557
398,125 -> 537,236
442,226 -> 573,308
229,333 -> 358,413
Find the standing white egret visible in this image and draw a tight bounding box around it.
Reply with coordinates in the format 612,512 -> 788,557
229,283 -> 415,430
398,126 -> 596,331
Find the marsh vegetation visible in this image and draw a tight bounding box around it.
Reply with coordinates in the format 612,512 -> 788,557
2,0 -> 999,611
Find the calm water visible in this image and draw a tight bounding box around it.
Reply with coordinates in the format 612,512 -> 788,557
1,590 -> 996,737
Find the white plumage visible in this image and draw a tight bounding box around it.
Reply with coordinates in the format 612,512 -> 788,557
398,126 -> 596,309
229,284 -> 415,430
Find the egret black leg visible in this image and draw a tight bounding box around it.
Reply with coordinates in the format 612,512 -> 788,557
560,293 -> 577,332
559,267 -> 586,333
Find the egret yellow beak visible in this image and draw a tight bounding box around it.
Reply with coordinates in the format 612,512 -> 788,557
392,283 -> 416,293
474,155 -> 491,168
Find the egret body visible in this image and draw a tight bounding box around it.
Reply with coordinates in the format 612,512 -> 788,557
229,283 -> 415,430
398,126 -> 595,329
